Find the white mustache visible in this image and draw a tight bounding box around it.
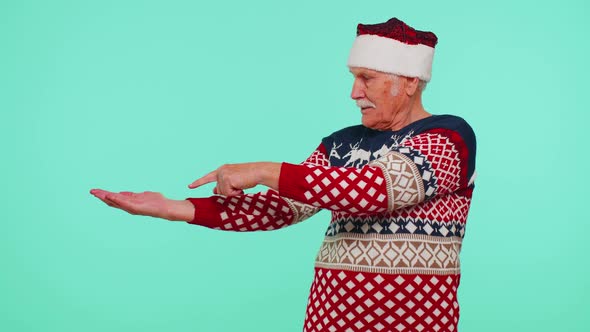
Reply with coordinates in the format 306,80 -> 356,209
356,99 -> 376,109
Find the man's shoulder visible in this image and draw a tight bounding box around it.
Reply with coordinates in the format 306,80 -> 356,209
419,115 -> 477,177
422,114 -> 472,131
421,114 -> 476,143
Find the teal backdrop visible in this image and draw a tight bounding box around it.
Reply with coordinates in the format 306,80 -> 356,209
2,0 -> 588,331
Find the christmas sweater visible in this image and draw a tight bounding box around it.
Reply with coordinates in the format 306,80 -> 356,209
186,114 -> 477,332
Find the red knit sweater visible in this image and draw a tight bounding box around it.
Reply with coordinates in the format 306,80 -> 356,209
186,115 -> 476,332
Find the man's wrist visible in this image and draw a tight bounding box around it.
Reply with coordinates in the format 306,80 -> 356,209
165,199 -> 195,222
257,162 -> 281,190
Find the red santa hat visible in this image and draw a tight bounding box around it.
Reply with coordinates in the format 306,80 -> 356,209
347,18 -> 438,82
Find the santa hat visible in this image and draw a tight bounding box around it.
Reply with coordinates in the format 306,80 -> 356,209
347,18 -> 438,82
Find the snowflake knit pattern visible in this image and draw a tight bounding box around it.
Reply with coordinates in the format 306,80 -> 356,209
186,114 -> 477,332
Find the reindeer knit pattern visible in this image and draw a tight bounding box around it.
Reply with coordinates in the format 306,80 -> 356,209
186,114 -> 476,332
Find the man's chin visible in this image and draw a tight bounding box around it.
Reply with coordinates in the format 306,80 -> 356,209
361,115 -> 377,129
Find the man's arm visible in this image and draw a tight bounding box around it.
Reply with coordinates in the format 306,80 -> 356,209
279,128 -> 473,213
90,144 -> 328,229
184,144 -> 329,231
280,127 -> 475,213
191,128 -> 474,215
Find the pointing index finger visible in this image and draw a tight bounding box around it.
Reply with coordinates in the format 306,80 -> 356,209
188,170 -> 218,189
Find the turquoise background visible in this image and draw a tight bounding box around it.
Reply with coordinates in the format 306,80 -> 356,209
2,0 -> 588,331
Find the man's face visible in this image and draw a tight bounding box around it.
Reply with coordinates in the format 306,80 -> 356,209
349,67 -> 406,130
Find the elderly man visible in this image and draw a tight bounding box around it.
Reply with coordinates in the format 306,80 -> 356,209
91,17 -> 476,332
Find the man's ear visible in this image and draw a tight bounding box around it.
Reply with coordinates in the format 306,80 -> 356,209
404,76 -> 420,96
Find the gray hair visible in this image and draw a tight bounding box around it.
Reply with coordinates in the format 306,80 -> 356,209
418,80 -> 427,92
389,74 -> 427,95
389,74 -> 401,96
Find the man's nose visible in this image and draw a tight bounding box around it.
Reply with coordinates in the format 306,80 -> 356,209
350,79 -> 366,100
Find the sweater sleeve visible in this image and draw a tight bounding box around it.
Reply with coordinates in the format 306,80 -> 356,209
278,127 -> 474,214
184,144 -> 328,231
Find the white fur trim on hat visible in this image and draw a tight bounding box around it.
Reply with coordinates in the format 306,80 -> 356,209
347,34 -> 435,82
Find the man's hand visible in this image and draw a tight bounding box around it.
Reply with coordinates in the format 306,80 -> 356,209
188,162 -> 281,196
90,189 -> 194,222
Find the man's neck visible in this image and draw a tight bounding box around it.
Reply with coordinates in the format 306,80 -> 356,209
389,96 -> 430,131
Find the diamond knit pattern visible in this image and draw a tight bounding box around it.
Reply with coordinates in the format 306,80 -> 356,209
303,268 -> 459,332
285,164 -> 389,214
402,131 -> 463,195
396,193 -> 471,225
371,151 -> 425,211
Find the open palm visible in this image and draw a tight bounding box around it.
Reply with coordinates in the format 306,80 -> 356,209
90,189 -> 170,219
